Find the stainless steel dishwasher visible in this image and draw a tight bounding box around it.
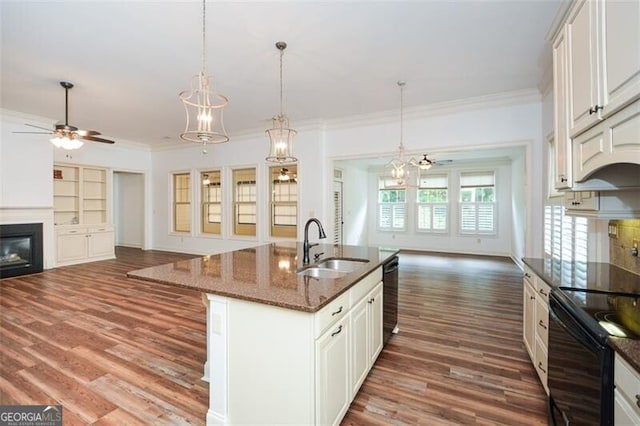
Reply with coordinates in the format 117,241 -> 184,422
382,255 -> 399,344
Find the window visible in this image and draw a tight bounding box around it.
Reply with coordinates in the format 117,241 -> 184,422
270,165 -> 297,238
417,174 -> 448,232
173,172 -> 191,233
233,168 -> 256,236
544,205 -> 589,286
201,170 -> 221,235
459,171 -> 496,235
378,177 -> 406,231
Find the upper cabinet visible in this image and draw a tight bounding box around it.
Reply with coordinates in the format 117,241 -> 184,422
552,0 -> 640,191
566,0 -> 640,138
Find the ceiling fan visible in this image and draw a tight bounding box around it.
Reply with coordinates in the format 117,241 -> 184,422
14,81 -> 114,149
417,153 -> 452,170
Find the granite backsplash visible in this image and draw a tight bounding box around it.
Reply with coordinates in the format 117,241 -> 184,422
609,219 -> 640,275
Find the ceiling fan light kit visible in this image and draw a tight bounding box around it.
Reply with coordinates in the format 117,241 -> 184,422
179,0 -> 228,153
14,80 -> 115,150
266,41 -> 297,164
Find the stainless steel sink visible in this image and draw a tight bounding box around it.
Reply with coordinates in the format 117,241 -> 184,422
297,267 -> 348,279
297,257 -> 369,279
315,258 -> 369,272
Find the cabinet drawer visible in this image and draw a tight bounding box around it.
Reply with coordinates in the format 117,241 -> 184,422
349,268 -> 382,304
535,298 -> 549,347
88,225 -> 113,233
534,336 -> 548,394
315,291 -> 350,338
535,280 -> 551,305
56,226 -> 88,236
615,355 -> 640,417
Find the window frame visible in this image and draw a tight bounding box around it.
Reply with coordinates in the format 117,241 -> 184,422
458,170 -> 497,236
269,165 -> 298,239
377,176 -> 407,232
232,167 -> 257,237
416,173 -> 449,234
172,171 -> 191,234
201,169 -> 222,235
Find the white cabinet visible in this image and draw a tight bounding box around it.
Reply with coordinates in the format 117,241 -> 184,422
208,267 -> 384,425
614,354 -> 640,425
351,282 -> 383,397
553,26 -> 572,190
316,316 -> 350,426
56,225 -> 115,266
54,163 -> 113,267
566,0 -> 640,138
573,99 -> 640,183
564,191 -> 599,211
522,266 -> 550,394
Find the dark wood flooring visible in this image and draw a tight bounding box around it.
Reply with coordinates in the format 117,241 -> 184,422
0,247 -> 547,425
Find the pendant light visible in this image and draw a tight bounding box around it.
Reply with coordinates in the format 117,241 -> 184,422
266,41 -> 297,163
179,0 -> 229,153
386,81 -> 418,187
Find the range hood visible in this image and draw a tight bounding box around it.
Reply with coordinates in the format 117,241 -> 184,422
572,163 -> 640,191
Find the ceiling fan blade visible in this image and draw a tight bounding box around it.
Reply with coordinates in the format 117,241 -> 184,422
76,129 -> 101,136
12,131 -> 53,134
81,135 -> 115,144
23,123 -> 53,131
435,159 -> 453,164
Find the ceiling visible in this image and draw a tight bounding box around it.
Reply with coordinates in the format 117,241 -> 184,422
1,1 -> 563,149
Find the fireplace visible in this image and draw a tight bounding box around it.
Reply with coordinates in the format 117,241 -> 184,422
0,223 -> 43,278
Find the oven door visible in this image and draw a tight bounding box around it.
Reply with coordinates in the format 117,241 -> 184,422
548,292 -> 613,425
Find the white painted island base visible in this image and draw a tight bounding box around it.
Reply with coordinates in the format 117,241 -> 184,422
201,267 -> 383,425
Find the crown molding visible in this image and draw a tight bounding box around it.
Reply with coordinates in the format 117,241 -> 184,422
1,108 -> 56,126
323,88 -> 542,132
545,0 -> 572,43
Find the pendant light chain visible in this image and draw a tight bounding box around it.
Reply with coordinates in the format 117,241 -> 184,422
279,47 -> 284,116
399,81 -> 404,150
201,0 -> 206,74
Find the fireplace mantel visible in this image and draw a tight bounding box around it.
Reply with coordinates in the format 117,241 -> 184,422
0,207 -> 55,270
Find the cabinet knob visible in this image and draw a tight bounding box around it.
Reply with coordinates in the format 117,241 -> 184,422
331,306 -> 343,316
539,289 -> 548,297
538,320 -> 547,330
635,394 -> 640,409
524,273 -> 531,278
331,325 -> 343,337
538,362 -> 547,374
560,176 -> 567,183
530,296 -> 536,300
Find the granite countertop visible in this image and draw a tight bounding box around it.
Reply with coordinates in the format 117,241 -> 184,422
523,257 -> 640,372
127,242 -> 399,313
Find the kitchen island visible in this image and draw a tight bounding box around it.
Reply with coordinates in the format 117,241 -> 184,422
128,242 -> 399,425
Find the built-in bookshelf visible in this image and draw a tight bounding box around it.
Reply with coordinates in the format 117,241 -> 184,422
53,164 -> 107,225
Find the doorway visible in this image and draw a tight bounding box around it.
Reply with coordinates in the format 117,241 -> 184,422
113,171 -> 145,248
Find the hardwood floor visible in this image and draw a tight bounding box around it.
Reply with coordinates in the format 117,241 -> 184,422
0,247 -> 547,425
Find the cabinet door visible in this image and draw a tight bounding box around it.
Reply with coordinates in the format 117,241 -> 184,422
368,283 -> 383,365
567,0 -> 602,136
572,120 -> 606,182
564,191 -> 599,211
57,233 -> 87,263
603,0 -> 640,117
523,279 -> 536,361
553,27 -> 572,189
88,230 -> 114,258
350,297 -> 369,397
316,318 -> 350,426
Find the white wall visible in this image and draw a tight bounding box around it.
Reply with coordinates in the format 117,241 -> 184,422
333,162 -> 369,246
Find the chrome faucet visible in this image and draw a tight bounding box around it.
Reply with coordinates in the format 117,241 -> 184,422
303,218 -> 327,264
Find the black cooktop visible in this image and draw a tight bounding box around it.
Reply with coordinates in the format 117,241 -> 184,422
553,288 -> 640,340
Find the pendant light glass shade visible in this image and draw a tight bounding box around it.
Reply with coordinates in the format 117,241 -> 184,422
266,41 -> 297,163
179,0 -> 228,150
